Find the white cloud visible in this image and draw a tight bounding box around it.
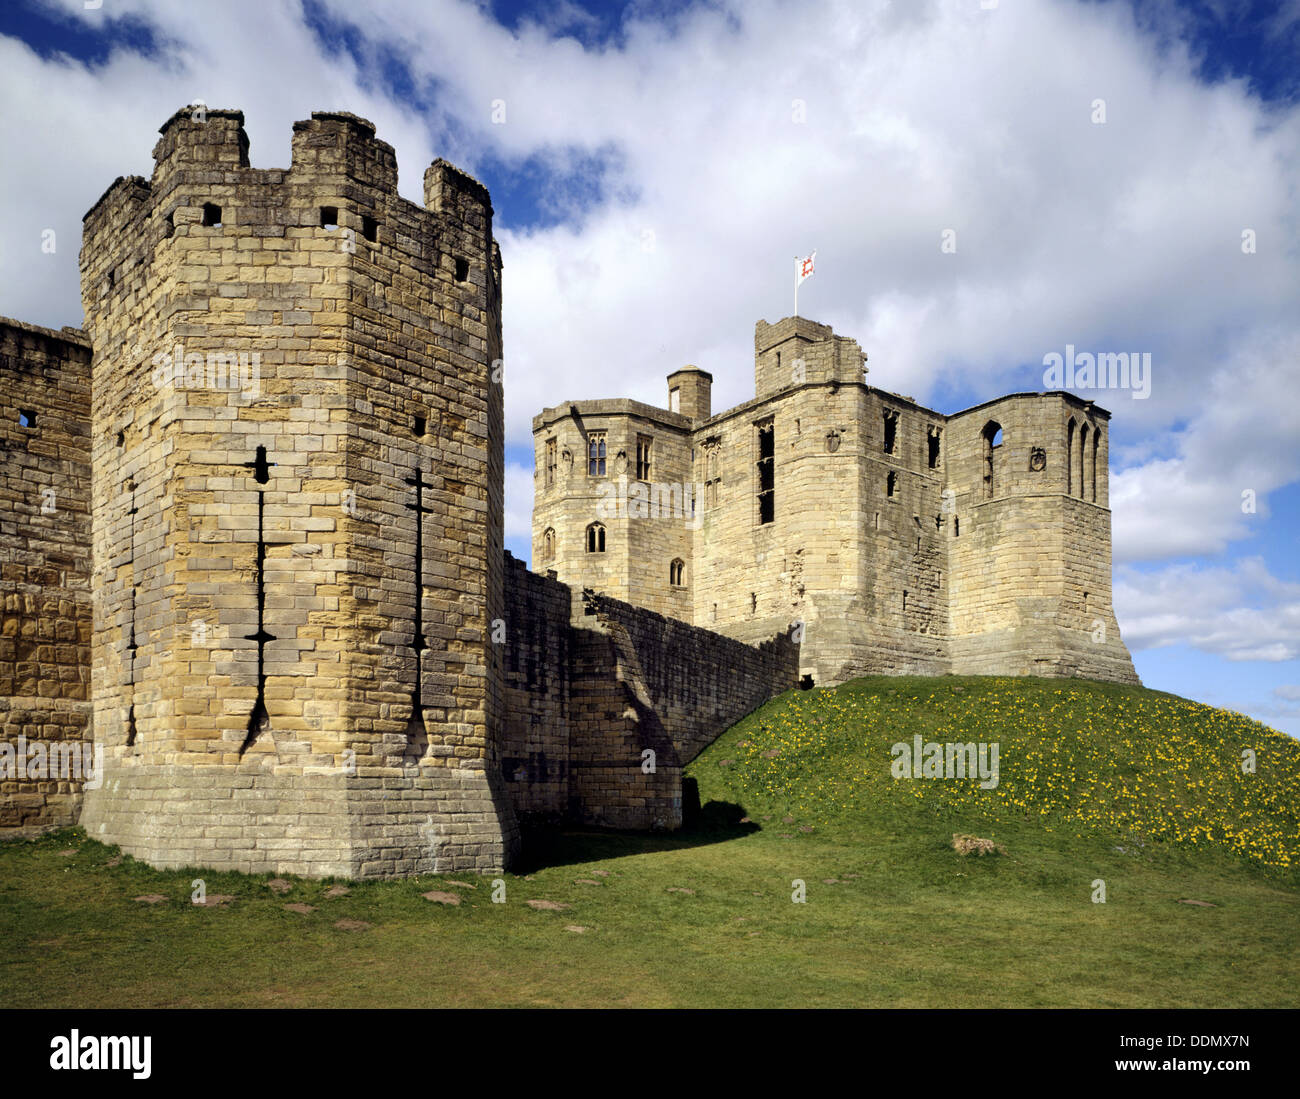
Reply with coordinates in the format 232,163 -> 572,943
2,0 -> 439,328
1109,327 -> 1300,562
3,0 -> 1298,593
504,460 -> 534,544
1115,557 -> 1300,661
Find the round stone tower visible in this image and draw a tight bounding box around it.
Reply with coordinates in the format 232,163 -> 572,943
78,107 -> 517,877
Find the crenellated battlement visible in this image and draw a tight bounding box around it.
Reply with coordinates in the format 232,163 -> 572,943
153,107 -> 250,179
81,108 -> 496,337
424,157 -> 492,217
4,106 -> 801,870
755,316 -> 867,396
2,105 -> 1138,876
290,110 -> 396,191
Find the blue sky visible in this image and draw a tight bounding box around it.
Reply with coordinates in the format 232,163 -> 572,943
1,0 -> 1297,733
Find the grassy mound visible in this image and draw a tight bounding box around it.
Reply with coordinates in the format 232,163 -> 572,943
690,675 -> 1300,875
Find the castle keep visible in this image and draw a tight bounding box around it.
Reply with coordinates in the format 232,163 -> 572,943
533,316 -> 1138,688
1,107 -> 1133,877
0,108 -> 798,873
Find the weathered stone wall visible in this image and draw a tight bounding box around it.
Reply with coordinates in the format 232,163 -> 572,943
0,109 -> 1138,862
501,554 -> 571,815
581,588 -> 801,765
0,320 -> 94,831
565,622 -> 681,831
76,107 -> 517,877
500,552 -> 799,830
666,367 -> 711,421
622,423 -> 695,619
532,398 -> 696,619
842,388 -> 949,681
945,394 -> 1136,682
753,316 -> 867,396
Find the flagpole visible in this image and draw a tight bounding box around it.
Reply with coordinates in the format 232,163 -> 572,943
794,256 -> 798,317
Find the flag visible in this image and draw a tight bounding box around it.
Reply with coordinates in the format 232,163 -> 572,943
796,251 -> 816,286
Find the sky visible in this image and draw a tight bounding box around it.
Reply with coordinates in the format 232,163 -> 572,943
0,0 -> 1297,733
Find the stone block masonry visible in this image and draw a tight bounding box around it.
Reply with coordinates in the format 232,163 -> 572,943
501,552 -> 800,829
73,107 -> 517,876
0,104 -> 1137,874
0,320 -> 93,831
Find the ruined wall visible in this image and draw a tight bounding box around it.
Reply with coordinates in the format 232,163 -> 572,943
565,621 -> 682,831
691,381 -> 873,687
753,316 -> 866,396
695,319 -> 877,686
0,320 -> 93,831
78,107 -> 517,877
500,553 -> 799,831
535,322 -> 954,687
843,389 -> 949,681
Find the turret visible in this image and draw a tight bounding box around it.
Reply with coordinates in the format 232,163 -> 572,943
754,316 -> 866,397
667,366 -> 712,421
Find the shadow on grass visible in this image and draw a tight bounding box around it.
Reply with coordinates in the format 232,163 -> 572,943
5,803 -> 761,881
514,798 -> 758,873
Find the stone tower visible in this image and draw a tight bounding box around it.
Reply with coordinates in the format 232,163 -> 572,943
78,107 -> 518,877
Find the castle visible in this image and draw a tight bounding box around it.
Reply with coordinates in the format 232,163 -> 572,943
533,318 -> 1139,688
0,107 -> 1134,879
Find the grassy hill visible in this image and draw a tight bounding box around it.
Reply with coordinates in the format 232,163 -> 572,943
691,675 -> 1300,874
1,675 -> 1297,1008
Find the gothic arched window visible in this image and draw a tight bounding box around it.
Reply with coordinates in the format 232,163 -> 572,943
1066,418 -> 1076,496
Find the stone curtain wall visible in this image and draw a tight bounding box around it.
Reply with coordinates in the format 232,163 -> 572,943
501,554 -> 572,814
0,320 -> 93,831
566,623 -> 682,830
501,552 -> 799,828
580,589 -> 801,766
0,109 -> 1139,863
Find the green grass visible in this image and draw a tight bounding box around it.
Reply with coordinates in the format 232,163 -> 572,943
3,675 -> 1298,1007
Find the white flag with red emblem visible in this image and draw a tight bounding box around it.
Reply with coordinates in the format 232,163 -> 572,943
796,251 -> 816,286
